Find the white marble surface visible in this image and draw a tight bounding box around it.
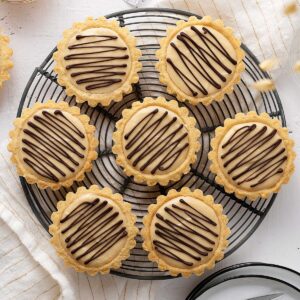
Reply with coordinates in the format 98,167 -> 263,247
0,1 -> 299,299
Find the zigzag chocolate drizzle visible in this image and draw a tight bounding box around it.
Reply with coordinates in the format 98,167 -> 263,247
153,198 -> 218,267
22,110 -> 86,182
124,108 -> 189,174
221,124 -> 287,188
167,26 -> 237,96
60,198 -> 127,265
64,34 -> 129,91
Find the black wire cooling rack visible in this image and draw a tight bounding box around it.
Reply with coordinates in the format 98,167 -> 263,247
17,8 -> 286,280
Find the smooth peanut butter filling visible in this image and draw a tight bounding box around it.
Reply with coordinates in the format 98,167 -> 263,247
63,27 -> 131,94
19,108 -> 88,182
166,25 -> 237,98
122,106 -> 190,175
150,196 -> 221,269
59,193 -> 128,267
218,122 -> 288,191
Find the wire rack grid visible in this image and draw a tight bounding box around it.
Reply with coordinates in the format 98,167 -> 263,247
17,8 -> 286,280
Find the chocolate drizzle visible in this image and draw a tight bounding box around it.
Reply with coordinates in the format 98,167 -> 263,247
167,26 -> 237,96
64,33 -> 129,91
124,108 -> 189,174
22,109 -> 86,182
154,199 -> 219,267
221,124 -> 287,188
60,198 -> 127,265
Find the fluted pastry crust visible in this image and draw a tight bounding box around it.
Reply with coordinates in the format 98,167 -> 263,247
156,16 -> 245,106
53,16 -> 142,107
112,97 -> 201,186
141,187 -> 230,277
0,33 -> 13,88
8,101 -> 98,190
209,112 -> 296,200
49,185 -> 138,275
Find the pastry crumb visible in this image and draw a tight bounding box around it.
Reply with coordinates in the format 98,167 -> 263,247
252,79 -> 275,91
283,1 -> 298,15
294,61 -> 300,73
259,58 -> 279,71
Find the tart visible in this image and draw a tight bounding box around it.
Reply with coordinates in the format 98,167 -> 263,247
49,185 -> 138,275
112,97 -> 201,186
141,187 -> 230,277
156,16 -> 245,106
209,112 -> 295,200
8,101 -> 98,190
0,33 -> 13,88
53,17 -> 142,107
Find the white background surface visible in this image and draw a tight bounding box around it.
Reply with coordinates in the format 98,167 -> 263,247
0,1 -> 299,299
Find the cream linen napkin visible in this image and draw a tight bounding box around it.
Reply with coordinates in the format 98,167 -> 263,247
0,139 -> 163,299
137,0 -> 300,68
0,140 -> 76,299
0,1 -> 299,299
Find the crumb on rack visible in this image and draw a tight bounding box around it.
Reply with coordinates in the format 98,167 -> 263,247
294,61 -> 300,73
259,58 -> 279,71
283,1 -> 298,15
252,79 -> 275,92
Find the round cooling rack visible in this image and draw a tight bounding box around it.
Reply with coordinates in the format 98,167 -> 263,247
186,262 -> 300,300
17,8 -> 286,280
